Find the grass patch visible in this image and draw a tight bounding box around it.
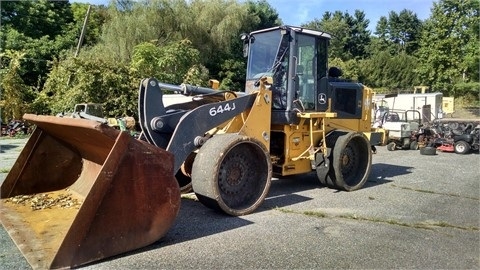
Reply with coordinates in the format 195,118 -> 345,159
391,184 -> 479,201
303,210 -> 327,218
0,168 -> 10,173
274,207 -> 479,231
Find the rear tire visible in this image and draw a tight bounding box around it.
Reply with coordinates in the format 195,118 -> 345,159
316,131 -> 371,191
454,141 -> 470,154
191,134 -> 272,216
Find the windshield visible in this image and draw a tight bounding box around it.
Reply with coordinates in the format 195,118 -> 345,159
246,29 -> 283,79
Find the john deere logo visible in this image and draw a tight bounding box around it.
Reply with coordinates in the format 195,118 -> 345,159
318,93 -> 327,104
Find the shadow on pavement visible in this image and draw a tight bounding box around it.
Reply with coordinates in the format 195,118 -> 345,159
0,144 -> 20,153
80,163 -> 413,267
364,163 -> 414,188
88,198 -> 254,267
92,174 -> 323,266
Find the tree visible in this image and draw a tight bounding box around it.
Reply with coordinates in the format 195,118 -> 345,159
41,54 -> 137,117
71,3 -> 109,47
416,0 -> 479,98
0,51 -> 33,121
359,51 -> 419,91
130,39 -> 207,85
302,10 -> 370,60
218,0 -> 282,90
0,0 -> 76,87
303,12 -> 349,60
244,0 -> 282,31
1,0 -> 73,39
344,10 -> 371,59
96,0 -> 181,63
374,9 -> 423,55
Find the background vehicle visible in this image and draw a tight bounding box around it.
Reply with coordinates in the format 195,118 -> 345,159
1,119 -> 30,137
58,103 -> 138,134
1,25 -> 385,269
432,118 -> 480,154
381,109 -> 422,151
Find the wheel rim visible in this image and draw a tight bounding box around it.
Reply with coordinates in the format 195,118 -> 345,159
192,134 -> 272,216
218,144 -> 265,209
455,142 -> 467,153
340,139 -> 364,186
332,133 -> 371,190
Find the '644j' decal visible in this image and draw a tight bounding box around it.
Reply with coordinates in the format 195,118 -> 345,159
209,102 -> 236,116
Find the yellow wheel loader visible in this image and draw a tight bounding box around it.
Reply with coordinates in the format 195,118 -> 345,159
1,25 -> 385,269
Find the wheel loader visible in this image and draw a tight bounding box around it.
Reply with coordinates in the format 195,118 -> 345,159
0,25 -> 385,269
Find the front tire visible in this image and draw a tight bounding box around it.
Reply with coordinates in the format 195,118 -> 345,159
331,132 -> 372,191
191,134 -> 272,216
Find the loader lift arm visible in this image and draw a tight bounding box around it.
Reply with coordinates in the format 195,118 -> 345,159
138,78 -> 258,172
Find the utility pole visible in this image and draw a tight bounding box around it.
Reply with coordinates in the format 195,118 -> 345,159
68,5 -> 91,87
75,5 -> 92,57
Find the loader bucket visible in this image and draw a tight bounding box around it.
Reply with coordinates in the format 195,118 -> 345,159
0,114 -> 180,269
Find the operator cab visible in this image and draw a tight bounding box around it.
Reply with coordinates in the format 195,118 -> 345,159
242,25 -> 363,124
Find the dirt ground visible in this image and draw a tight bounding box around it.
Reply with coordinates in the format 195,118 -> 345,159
447,106 -> 480,119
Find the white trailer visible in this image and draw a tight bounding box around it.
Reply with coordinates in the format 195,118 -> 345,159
373,92 -> 443,123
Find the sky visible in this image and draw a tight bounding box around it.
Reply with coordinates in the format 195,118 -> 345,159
70,0 -> 435,32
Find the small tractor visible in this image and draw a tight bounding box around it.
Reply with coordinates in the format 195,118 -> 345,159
381,109 -> 422,151
1,25 -> 386,269
430,118 -> 480,154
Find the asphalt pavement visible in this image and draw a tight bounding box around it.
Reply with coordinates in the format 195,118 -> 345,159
1,136 -> 479,269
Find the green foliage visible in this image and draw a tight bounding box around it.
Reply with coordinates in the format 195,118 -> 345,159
359,51 -> 420,90
1,0 -> 73,39
2,0 -> 477,118
0,51 -> 33,122
130,42 -> 163,79
302,10 -> 370,60
184,65 -> 210,87
131,39 -> 205,85
329,58 -> 359,81
245,0 -> 282,30
42,55 -> 137,118
96,0 -> 182,63
0,0 -> 76,87
218,59 -> 246,90
303,12 -> 349,60
71,3 -> 109,47
375,9 -> 423,54
416,0 -> 479,98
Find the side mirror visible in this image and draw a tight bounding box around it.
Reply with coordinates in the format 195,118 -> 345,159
240,33 -> 249,58
243,43 -> 249,58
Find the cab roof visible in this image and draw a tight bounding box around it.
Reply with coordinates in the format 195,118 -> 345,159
250,25 -> 332,39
